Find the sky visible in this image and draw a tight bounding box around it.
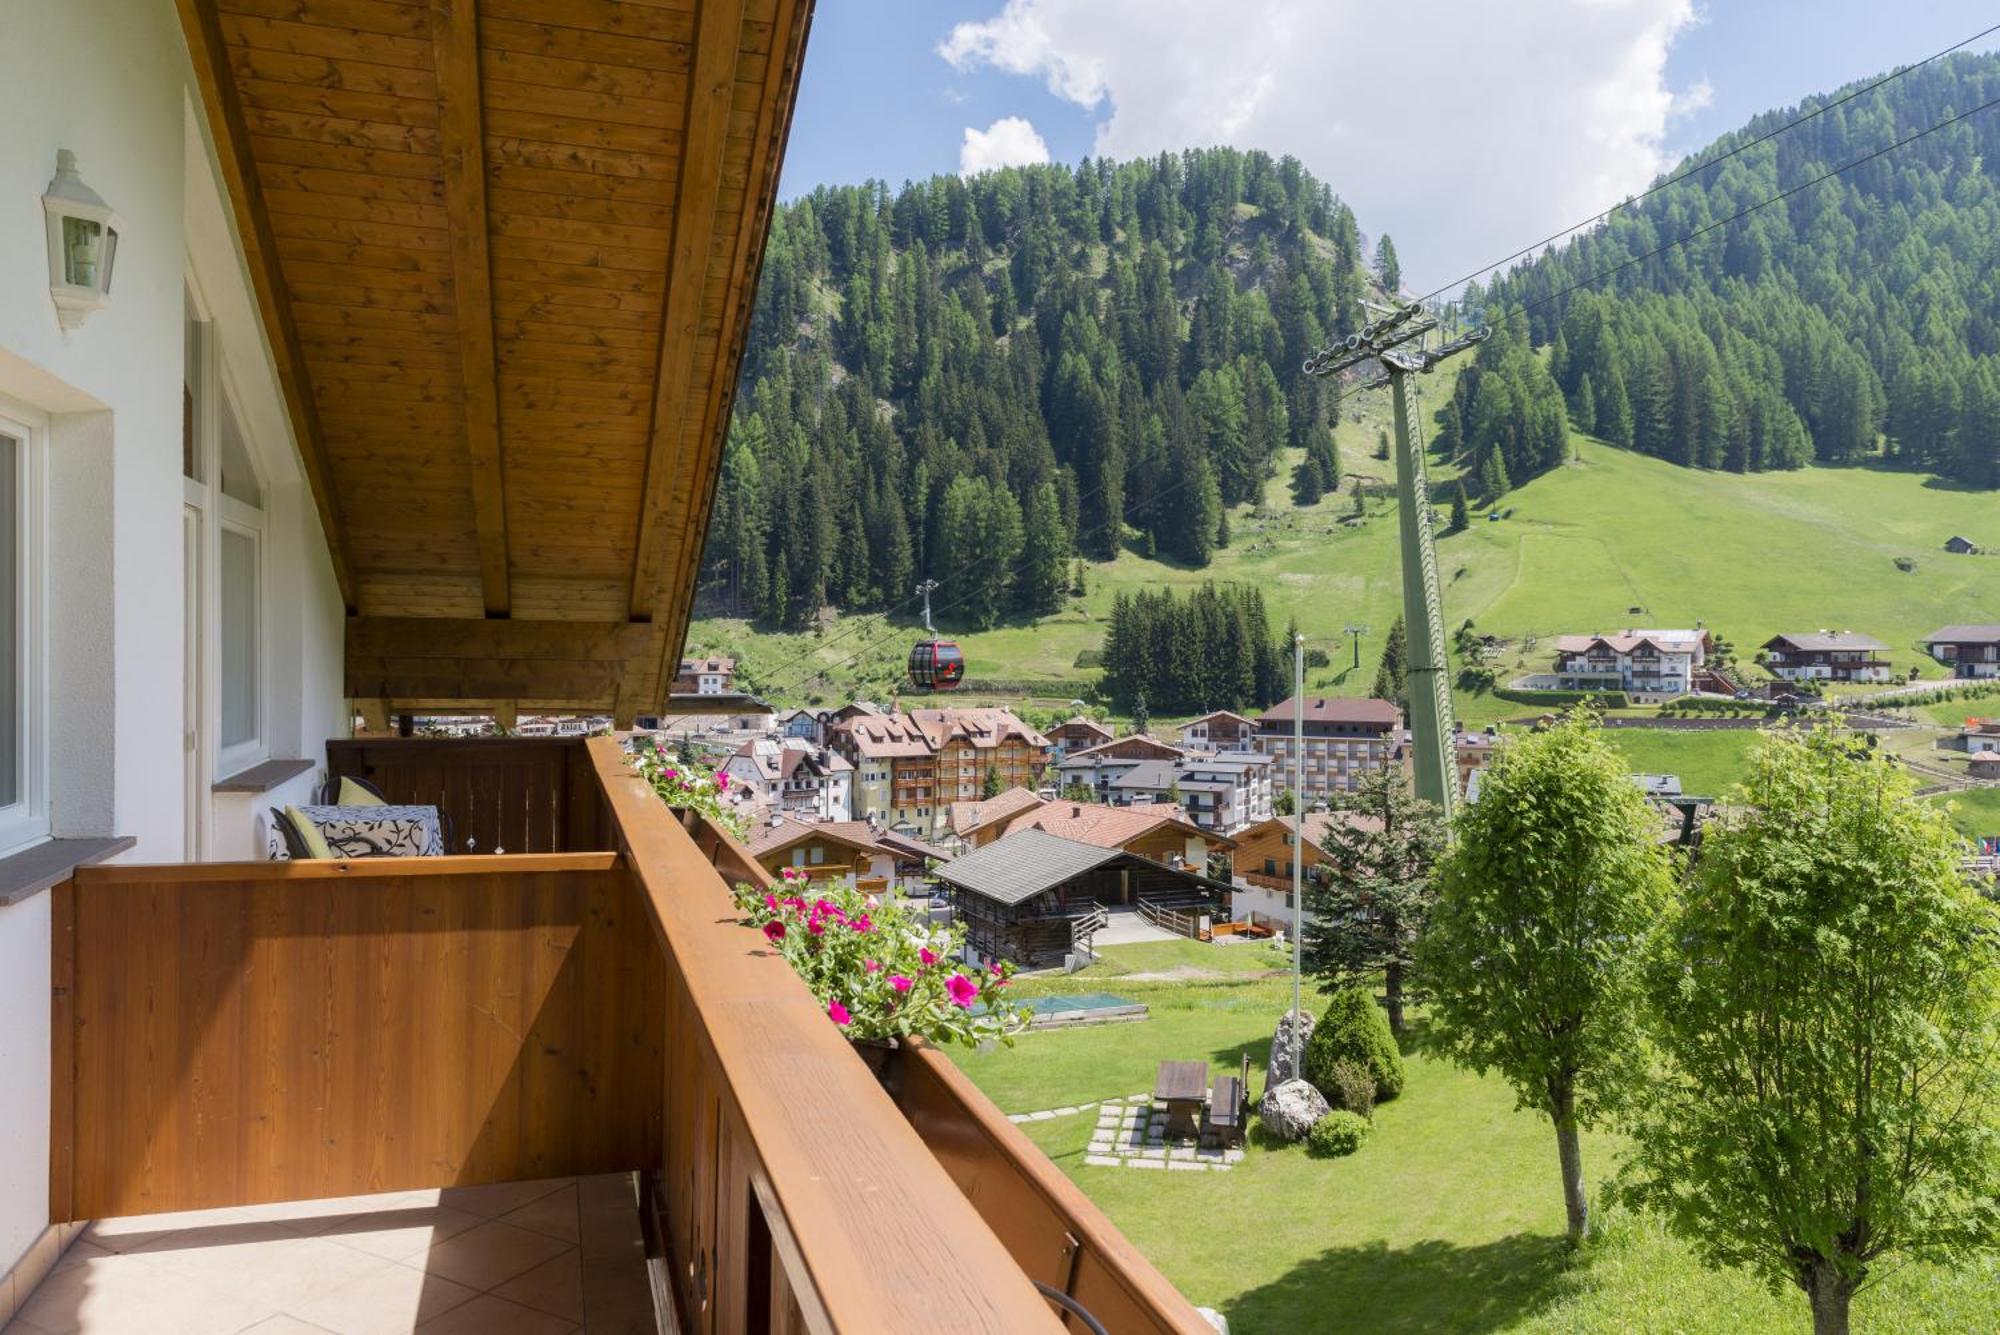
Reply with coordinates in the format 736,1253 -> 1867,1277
778,1 -> 2000,292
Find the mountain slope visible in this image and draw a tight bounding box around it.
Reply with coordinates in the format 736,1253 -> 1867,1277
698,148 -> 1374,632
1485,51 -> 2000,488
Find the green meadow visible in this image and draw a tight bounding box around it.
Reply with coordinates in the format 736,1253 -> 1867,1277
693,433 -> 2000,714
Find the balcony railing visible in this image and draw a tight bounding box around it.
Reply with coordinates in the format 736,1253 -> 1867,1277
41,735 -> 1208,1333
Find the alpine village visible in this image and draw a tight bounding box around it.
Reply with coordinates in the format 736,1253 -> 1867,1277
2,4 -> 1999,1335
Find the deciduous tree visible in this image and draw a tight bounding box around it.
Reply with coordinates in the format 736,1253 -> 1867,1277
1421,712 -> 1673,1246
1621,728 -> 2000,1335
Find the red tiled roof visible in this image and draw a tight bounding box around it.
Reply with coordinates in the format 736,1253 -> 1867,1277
946,786 -> 1047,836
1006,800 -> 1230,851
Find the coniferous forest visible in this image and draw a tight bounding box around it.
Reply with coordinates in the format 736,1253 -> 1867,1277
700,148 -> 1369,629
1483,52 -> 2000,489
703,56 -> 2000,638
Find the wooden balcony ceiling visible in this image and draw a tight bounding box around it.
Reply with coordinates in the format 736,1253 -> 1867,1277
179,0 -> 812,718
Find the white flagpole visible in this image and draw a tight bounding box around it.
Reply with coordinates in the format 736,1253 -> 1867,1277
1292,633 -> 1305,1074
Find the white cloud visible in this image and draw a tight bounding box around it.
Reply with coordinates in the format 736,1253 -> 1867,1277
939,0 -> 1705,290
959,115 -> 1054,175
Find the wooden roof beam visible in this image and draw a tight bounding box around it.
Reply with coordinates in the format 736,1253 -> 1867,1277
646,0 -> 813,698
176,0 -> 357,610
626,0 -> 747,624
429,0 -> 511,617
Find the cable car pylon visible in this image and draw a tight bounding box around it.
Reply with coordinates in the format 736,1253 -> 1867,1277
1304,301 -> 1487,822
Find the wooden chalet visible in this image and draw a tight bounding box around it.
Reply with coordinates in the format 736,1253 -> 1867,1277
935,828 -> 1235,965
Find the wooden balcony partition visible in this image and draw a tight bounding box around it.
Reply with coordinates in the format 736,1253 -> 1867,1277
51,852 -> 663,1221
325,735 -> 610,854
582,738 -> 1062,1332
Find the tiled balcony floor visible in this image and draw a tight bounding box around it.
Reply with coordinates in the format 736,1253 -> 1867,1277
6,1175 -> 653,1335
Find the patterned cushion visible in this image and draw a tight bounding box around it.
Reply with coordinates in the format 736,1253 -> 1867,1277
291,804 -> 445,858
283,805 -> 336,859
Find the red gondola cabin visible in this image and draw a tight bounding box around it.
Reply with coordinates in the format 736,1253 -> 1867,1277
908,640 -> 965,690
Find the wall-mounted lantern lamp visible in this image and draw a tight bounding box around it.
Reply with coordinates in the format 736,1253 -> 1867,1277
43,149 -> 121,331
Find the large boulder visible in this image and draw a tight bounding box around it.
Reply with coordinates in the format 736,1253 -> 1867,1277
1265,1008 -> 1317,1093
1259,1078 -> 1331,1143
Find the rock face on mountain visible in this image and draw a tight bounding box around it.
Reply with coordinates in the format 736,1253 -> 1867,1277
1260,1078 -> 1331,1143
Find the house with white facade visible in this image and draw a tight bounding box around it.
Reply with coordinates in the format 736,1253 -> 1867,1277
1760,631 -> 1893,683
1105,752 -> 1275,833
1175,710 -> 1257,752
1550,628 -> 1713,696
721,737 -> 853,821
1924,624 -> 2000,679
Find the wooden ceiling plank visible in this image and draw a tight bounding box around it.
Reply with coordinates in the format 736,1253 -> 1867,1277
428,0 -> 511,617
626,0 -> 746,624
225,45 -> 440,100
237,78 -> 442,130
647,0 -> 809,699
177,0 -> 357,608
218,0 -> 432,40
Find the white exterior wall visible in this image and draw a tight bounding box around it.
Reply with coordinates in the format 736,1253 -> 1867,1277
0,1 -> 346,1277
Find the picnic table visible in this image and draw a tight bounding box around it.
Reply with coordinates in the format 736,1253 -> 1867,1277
1155,1059 -> 1209,1140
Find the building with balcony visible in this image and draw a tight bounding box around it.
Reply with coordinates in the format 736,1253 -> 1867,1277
1254,696 -> 1402,801
720,736 -> 853,821
1176,710 -> 1257,751
906,707 -> 1053,819
673,655 -> 737,696
1924,624 -> 2000,679
1106,752 -> 1275,833
1550,628 -> 1713,695
1760,631 -> 1894,683
1227,811 -> 1379,927
1054,733 -> 1186,801
0,6 -> 1212,1332
1045,714 -> 1114,761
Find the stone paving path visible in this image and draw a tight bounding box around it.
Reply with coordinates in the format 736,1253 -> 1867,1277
1007,1094 -> 1246,1173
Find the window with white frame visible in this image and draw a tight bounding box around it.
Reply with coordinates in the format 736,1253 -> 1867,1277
0,397 -> 47,854
186,287 -> 270,781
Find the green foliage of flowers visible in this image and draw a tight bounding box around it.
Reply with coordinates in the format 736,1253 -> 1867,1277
733,872 -> 1030,1048
1305,1109 -> 1371,1158
1304,987 -> 1405,1104
628,744 -> 747,840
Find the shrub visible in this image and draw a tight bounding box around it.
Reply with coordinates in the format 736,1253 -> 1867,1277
1325,1059 -> 1377,1118
1306,1110 -> 1371,1158
1304,987 -> 1405,1104
1494,687 -> 1629,709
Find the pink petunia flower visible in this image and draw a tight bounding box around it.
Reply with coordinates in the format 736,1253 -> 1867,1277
889,975 -> 913,994
762,920 -> 785,943
806,914 -> 825,937
848,914 -> 873,933
919,946 -> 938,968
764,893 -> 779,911
863,959 -> 881,974
945,973 -> 978,1008
828,1000 -> 851,1026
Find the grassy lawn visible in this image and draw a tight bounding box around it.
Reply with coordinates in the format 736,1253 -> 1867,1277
953,955 -> 1997,1332
1599,728 -> 1763,797
1928,785 -> 2000,840
693,436 -> 2000,709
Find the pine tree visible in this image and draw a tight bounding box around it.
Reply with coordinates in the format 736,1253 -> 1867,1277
1132,691 -> 1150,735
1371,614 -> 1409,707
1575,373 -> 1598,435
1448,480 -> 1469,533
1374,234 -> 1401,294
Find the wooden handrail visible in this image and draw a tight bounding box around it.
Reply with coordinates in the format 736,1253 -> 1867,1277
584,738 -> 1061,1333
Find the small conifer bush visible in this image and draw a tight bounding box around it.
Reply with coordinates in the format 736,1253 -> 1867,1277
1304,987 -> 1406,1103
